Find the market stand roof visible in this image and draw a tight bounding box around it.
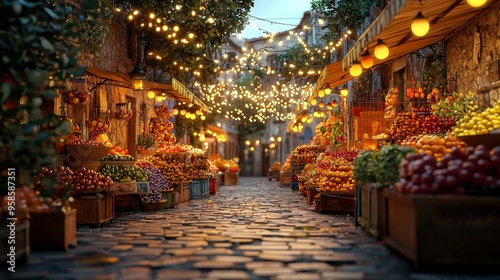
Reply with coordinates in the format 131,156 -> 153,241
84,66 -> 209,112
314,0 -> 498,97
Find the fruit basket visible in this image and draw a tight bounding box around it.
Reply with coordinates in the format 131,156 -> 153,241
63,90 -> 89,105
88,118 -> 110,134
66,144 -> 112,162
144,200 -> 166,211
113,102 -> 133,120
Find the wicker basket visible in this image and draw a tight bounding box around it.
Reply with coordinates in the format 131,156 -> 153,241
66,144 -> 111,161
144,200 -> 166,211
65,157 -> 101,171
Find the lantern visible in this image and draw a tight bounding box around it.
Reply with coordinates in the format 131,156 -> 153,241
129,63 -> 146,90
340,86 -> 348,97
467,0 -> 487,7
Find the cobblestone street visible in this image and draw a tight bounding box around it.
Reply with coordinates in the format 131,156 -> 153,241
4,177 -> 500,280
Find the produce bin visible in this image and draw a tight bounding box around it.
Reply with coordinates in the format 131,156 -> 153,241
307,186 -> 319,205
70,193 -> 115,227
318,191 -> 355,214
160,190 -> 174,208
209,176 -> 218,195
224,172 -> 239,186
383,190 -> 500,269
189,180 -> 209,199
357,183 -> 386,240
30,209 -> 77,251
279,172 -> 291,187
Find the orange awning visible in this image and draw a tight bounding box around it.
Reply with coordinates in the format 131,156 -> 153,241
314,0 -> 498,95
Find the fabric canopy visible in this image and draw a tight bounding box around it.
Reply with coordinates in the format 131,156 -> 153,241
84,66 -> 209,112
314,0 -> 498,96
144,78 -> 210,112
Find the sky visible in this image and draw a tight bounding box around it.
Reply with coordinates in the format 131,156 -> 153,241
239,0 -> 312,39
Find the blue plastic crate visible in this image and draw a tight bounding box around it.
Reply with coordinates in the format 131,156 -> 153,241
190,179 -> 210,199
291,181 -> 299,190
189,180 -> 204,199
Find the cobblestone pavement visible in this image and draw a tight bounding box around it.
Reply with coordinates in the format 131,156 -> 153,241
4,177 -> 500,280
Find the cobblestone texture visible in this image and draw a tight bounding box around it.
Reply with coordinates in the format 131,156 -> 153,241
4,177 -> 500,279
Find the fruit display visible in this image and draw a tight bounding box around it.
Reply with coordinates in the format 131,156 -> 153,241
385,111 -> 418,138
385,111 -> 455,139
107,145 -> 130,156
69,167 -> 114,194
396,145 -> 500,195
156,143 -> 189,153
33,166 -> 75,202
1,185 -> 47,213
270,161 -> 281,171
384,86 -> 398,119
141,187 -> 163,203
405,87 -> 425,99
101,154 -> 135,161
142,165 -> 170,191
67,139 -> 105,146
291,145 -> 325,166
155,106 -> 172,119
88,118 -> 110,134
312,115 -> 346,147
146,154 -> 191,182
452,102 -> 500,136
426,87 -> 449,103
99,165 -> 148,182
318,159 -> 355,192
114,103 -> 133,120
431,90 -> 479,120
400,134 -> 466,160
63,90 -> 88,105
213,159 -> 238,172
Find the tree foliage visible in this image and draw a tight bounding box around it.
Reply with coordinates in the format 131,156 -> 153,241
0,0 -> 96,192
277,43 -> 331,83
116,0 -> 254,85
311,0 -> 382,42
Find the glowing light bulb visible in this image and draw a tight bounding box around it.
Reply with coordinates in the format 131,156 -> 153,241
374,39 -> 389,60
411,12 -> 429,37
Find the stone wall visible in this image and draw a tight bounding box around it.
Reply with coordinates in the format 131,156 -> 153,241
446,4 -> 500,100
72,15 -> 155,156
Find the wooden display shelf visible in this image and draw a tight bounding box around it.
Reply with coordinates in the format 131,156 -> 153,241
171,181 -> 191,204
30,209 -> 76,251
70,193 -> 115,227
383,190 -> 500,269
318,191 -> 355,214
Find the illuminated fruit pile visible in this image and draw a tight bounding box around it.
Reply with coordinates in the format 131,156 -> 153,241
142,165 -> 170,191
99,165 -> 148,182
400,134 -> 466,160
318,159 -> 355,192
396,145 -> 500,195
452,103 -> 500,136
149,106 -> 176,143
406,87 -> 425,99
386,112 -> 418,138
150,154 -> 190,182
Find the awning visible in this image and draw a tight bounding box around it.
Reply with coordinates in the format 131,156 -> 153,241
315,0 -> 498,94
83,66 -> 209,112
206,124 -> 227,136
143,79 -> 210,113
84,66 -> 131,89
344,0 -> 497,69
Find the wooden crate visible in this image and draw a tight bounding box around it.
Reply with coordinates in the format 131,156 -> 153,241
279,172 -> 291,187
224,172 -> 239,186
357,183 -> 386,240
0,219 -> 29,265
307,186 -> 319,205
383,190 -> 500,269
181,185 -> 190,203
30,209 -> 76,251
319,191 -> 355,214
70,193 -> 114,227
268,170 -> 279,181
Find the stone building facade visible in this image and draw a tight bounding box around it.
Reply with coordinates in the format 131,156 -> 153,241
445,4 -> 500,100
